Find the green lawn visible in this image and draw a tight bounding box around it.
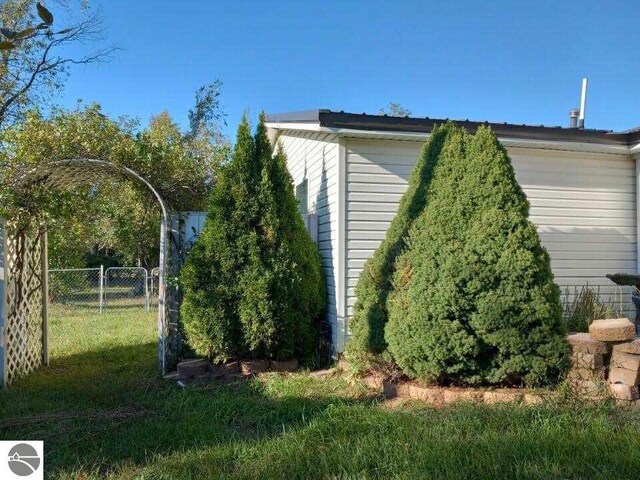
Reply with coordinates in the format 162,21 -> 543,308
2,309 -> 640,479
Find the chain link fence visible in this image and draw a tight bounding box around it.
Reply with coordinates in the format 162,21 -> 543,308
49,266 -> 155,315
105,267 -> 149,311
49,268 -> 102,315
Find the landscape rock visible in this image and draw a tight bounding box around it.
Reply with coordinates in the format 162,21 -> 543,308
613,338 -> 640,355
483,390 -> 523,404
608,367 -> 640,386
270,358 -> 299,373
567,333 -> 608,355
240,359 -> 270,375
588,318 -> 635,342
609,352 -> 640,372
177,358 -> 209,378
610,383 -> 640,401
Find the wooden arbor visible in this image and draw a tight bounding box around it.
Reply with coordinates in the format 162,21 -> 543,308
0,159 -> 184,387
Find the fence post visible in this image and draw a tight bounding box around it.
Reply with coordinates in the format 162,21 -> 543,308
99,264 -> 104,314
144,268 -> 149,312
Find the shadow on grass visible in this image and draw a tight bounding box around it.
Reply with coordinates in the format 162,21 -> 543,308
0,342 -> 372,477
3,343 -> 640,479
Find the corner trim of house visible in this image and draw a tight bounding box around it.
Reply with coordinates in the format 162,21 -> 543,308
635,152 -> 640,276
336,138 -> 347,353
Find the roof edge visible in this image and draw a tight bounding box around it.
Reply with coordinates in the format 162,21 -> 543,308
266,109 -> 639,147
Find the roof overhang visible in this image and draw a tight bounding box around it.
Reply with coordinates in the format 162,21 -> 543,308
266,110 -> 640,156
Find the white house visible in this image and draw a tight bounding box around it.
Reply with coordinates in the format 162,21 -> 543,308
265,110 -> 640,353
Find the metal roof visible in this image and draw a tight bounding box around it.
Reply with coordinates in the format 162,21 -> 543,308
266,109 -> 640,146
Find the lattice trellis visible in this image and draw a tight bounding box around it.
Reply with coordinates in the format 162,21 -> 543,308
1,159 -> 184,385
3,224 -> 46,386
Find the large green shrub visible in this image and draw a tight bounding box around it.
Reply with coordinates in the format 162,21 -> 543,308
344,124 -> 452,371
180,118 -> 257,361
180,115 -> 325,362
385,124 -> 568,386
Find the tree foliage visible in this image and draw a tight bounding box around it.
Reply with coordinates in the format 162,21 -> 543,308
180,114 -> 326,363
383,124 -> 567,386
0,97 -> 228,267
379,102 -> 412,117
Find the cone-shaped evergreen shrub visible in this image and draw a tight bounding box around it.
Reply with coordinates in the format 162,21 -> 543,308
238,116 -> 326,360
181,114 -> 326,363
344,124 -> 453,371
180,118 -> 259,361
385,124 -> 568,386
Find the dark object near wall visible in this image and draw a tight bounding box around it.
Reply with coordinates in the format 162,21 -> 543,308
606,273 -> 640,288
606,273 -> 640,335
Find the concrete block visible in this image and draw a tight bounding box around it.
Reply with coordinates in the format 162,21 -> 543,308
523,393 -> 546,405
270,358 -> 299,372
177,358 -> 209,378
211,361 -> 240,376
567,367 -> 605,381
610,352 -> 640,372
361,374 -> 384,391
443,388 -> 484,404
613,338 -> 640,355
396,383 -> 444,405
240,359 -> 270,375
568,379 -> 605,396
571,353 -> 604,370
163,371 -> 181,380
610,383 -> 640,401
608,367 -> 640,386
382,379 -> 397,398
567,333 -> 608,355
483,390 -> 523,404
588,318 -> 635,342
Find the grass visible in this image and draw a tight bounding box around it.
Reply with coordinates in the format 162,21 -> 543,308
2,310 -> 640,479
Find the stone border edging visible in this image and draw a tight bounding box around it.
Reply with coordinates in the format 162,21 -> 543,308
360,375 -> 550,406
167,357 -> 299,380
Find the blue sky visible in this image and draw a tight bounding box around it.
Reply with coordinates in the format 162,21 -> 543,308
59,0 -> 640,139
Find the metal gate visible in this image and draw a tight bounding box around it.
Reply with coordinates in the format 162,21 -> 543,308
104,267 -> 149,311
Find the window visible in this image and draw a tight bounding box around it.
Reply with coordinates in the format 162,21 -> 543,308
295,179 -> 308,216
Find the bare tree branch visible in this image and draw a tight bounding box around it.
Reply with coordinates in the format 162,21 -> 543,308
0,2 -> 116,128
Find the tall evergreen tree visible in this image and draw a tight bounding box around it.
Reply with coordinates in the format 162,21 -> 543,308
181,114 -> 326,362
385,124 -> 567,386
180,118 -> 259,361
344,124 -> 453,371
241,115 -> 326,360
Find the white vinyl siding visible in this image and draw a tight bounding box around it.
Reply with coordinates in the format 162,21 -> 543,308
345,138 -> 637,318
277,131 -> 341,346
